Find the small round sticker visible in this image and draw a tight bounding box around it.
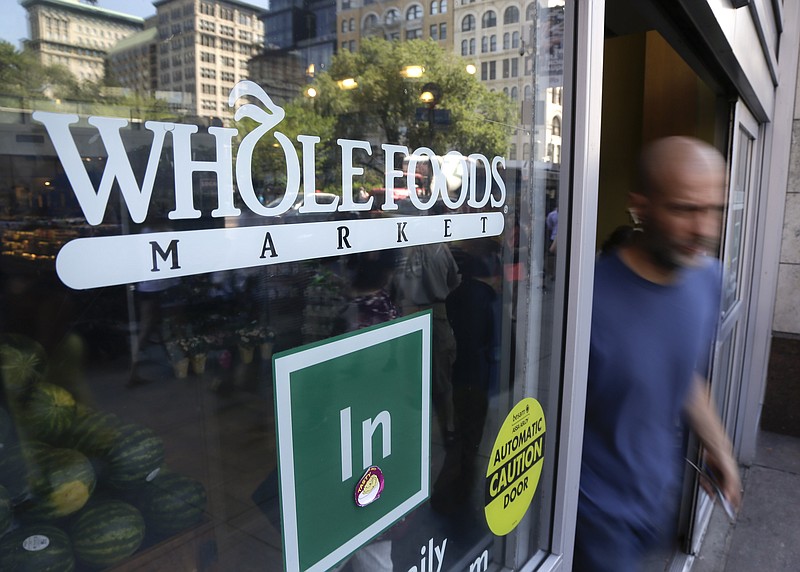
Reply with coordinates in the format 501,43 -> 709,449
354,466 -> 384,507
22,535 -> 50,552
484,398 -> 546,536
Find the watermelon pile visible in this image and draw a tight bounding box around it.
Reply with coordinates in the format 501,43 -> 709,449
0,335 -> 208,568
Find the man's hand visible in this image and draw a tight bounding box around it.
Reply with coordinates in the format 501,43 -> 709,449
685,376 -> 742,512
703,448 -> 742,511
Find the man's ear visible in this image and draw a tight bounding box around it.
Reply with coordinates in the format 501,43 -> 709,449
628,192 -> 649,226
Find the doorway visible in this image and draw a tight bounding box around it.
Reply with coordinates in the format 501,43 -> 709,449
598,1 -> 757,569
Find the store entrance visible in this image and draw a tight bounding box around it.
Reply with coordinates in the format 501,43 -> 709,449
599,1 -> 739,568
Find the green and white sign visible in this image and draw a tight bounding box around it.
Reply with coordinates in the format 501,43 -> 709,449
273,312 -> 432,572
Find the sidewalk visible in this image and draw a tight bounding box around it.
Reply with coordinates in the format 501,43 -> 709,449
692,430 -> 800,572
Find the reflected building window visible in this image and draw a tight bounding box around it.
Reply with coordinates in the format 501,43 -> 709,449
482,10 -> 497,28
407,5 -> 423,20
462,14 -> 475,31
504,6 -> 520,24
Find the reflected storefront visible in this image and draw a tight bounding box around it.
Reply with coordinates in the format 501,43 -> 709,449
0,0 -> 570,569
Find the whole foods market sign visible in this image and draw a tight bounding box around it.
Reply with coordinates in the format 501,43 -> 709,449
34,81 -> 506,290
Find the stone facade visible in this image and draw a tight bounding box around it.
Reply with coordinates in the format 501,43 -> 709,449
21,0 -> 144,83
153,0 -> 267,119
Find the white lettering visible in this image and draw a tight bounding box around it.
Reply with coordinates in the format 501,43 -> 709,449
490,156 -> 506,208
38,81 -> 508,233
170,123 -> 238,220
230,80 -> 300,216
362,410 -> 392,469
469,550 -> 489,572
340,407 -> 352,481
438,151 -> 469,209
381,143 -> 408,211
338,139 -> 373,211
298,135 -> 340,213
407,147 -> 439,210
468,153 -> 492,208
32,112 -> 168,225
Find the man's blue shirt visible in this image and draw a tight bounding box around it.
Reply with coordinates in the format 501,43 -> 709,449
579,250 -> 721,534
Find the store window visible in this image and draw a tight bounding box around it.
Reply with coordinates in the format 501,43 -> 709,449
0,1 -> 567,571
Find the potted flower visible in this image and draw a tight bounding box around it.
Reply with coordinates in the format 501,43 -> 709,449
165,340 -> 190,379
235,322 -> 263,364
259,328 -> 276,361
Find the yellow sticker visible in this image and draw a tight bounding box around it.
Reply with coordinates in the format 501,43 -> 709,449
484,397 -> 546,536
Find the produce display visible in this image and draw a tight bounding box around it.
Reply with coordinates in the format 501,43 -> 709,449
0,524 -> 75,572
0,335 -> 208,569
69,500 -> 145,568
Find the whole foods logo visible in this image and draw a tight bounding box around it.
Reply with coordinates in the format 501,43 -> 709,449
33,81 -> 506,290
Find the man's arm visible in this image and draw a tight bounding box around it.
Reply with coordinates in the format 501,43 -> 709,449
685,374 -> 743,510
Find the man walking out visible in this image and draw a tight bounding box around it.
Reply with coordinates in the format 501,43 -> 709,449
575,136 -> 742,571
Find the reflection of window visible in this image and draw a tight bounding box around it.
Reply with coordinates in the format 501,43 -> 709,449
385,9 -> 400,24
364,14 -> 379,29
431,24 -> 438,40
406,28 -> 423,39
526,3 -> 535,20
462,14 -> 476,31
511,57 -> 518,77
503,59 -> 509,78
461,40 -> 468,55
513,31 -> 520,48
350,18 -> 355,31
490,35 -> 496,51
523,142 -> 531,159
504,6 -> 520,24
440,23 -> 447,39
552,115 -> 561,136
503,33 -> 510,50
510,143 -> 517,159
469,38 -> 475,54
482,10 -> 497,28
511,86 -> 518,100
341,20 -> 347,33
407,5 -> 422,20
524,85 -> 532,100
430,1 -> 439,15
441,0 -> 448,12
481,36 -> 488,53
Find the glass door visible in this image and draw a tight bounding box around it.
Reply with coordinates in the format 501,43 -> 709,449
688,101 -> 762,554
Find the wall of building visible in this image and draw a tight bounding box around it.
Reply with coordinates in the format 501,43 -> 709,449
773,63 -> 800,336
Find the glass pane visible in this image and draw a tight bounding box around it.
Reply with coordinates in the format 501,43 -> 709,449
0,0 -> 569,569
721,126 -> 752,315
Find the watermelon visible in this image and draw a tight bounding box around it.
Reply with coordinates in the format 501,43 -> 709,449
0,524 -> 75,572
14,382 -> 76,443
0,334 -> 47,395
105,424 -> 165,490
69,500 -> 145,568
137,471 -> 207,535
62,406 -> 123,459
11,443 -> 97,521
0,483 -> 12,534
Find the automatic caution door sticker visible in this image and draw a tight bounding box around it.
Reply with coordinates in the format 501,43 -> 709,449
485,398 -> 546,536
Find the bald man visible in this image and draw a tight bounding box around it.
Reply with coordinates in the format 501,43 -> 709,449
574,137 -> 742,571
